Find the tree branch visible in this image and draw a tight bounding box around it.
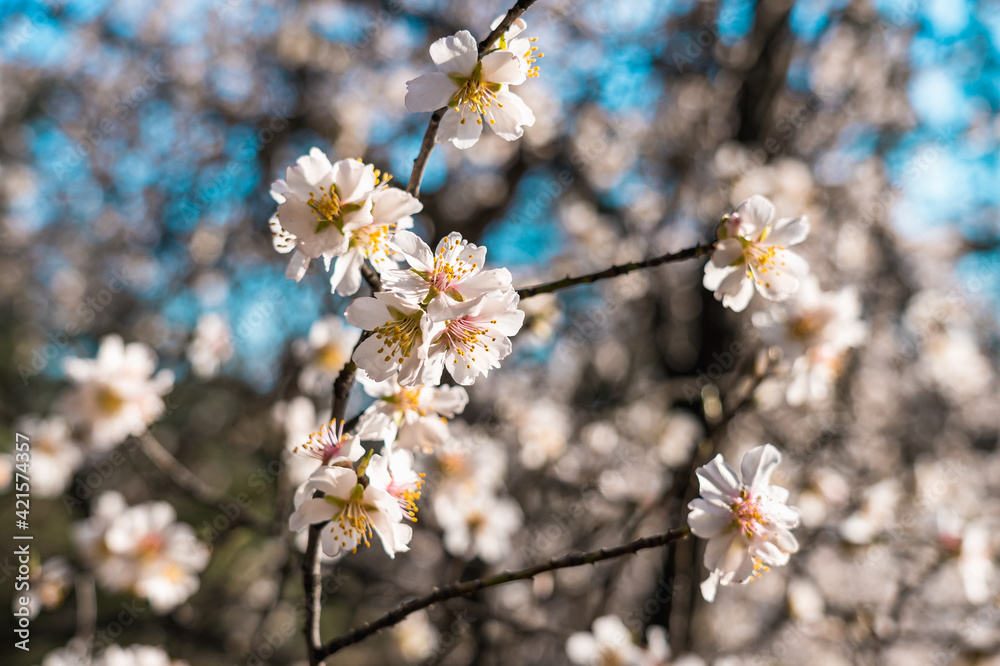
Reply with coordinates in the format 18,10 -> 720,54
404,0 -> 540,198
137,432 -> 269,532
316,527 -> 691,659
303,523 -> 324,666
516,242 -> 717,299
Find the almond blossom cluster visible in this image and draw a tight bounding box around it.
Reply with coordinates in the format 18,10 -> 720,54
405,16 -> 542,149
268,20 -> 539,561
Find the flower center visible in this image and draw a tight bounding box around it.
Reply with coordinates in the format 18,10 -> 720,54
436,317 -> 491,371
96,385 -> 124,415
373,309 -> 424,364
388,473 -> 425,521
307,185 -> 343,234
732,488 -> 767,538
326,485 -> 377,550
352,223 -> 393,265
296,420 -> 351,465
316,344 -> 345,371
136,533 -> 164,560
395,387 -> 428,416
449,62 -> 502,125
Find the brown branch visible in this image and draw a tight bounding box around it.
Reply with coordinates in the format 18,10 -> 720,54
137,432 -> 268,532
404,0 -> 540,198
303,523 -> 324,665
516,242 -> 717,299
316,527 -> 691,659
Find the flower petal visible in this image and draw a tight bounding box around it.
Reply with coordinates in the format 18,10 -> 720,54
711,238 -> 745,268
762,215 -> 809,247
735,195 -> 775,237
740,444 -> 782,494
438,107 -> 484,149
480,50 -> 526,85
429,30 -> 478,75
405,72 -> 457,113
486,90 -> 534,141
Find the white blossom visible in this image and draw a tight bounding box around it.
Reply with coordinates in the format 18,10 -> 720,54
433,486 -> 522,564
356,372 -> 469,452
270,149 -> 376,281
367,449 -> 425,522
186,312 -> 233,380
687,444 -> 800,602
13,415 -> 83,497
752,276 -> 868,405
344,291 -> 435,386
565,615 -> 655,666
293,315 -> 362,395
98,645 -> 187,666
405,30 -> 534,149
73,492 -> 210,613
289,464 -> 412,558
382,230 -> 514,306
490,14 -> 543,79
422,289 -> 525,386
62,335 -> 174,450
292,418 -> 364,467
328,173 -> 423,296
703,195 -> 810,312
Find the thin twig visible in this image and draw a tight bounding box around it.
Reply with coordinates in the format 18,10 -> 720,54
74,572 -> 97,645
516,242 -> 717,299
303,523 -> 324,665
360,263 -> 383,293
316,527 -> 691,659
405,0 -> 540,198
137,432 -> 269,532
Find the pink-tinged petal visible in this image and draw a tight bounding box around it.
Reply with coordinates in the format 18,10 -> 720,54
687,499 -> 734,538
711,238 -> 745,267
390,229 -> 435,272
405,72 -> 457,113
372,188 -> 423,225
331,158 -> 376,203
286,250 -> 310,281
429,30 -> 478,75
289,497 -> 334,532
734,195 -> 775,238
696,455 -> 742,502
722,274 -> 755,312
740,444 -> 782,493
307,466 -> 357,497
330,250 -> 365,296
762,215 -> 809,247
438,107 -> 484,149
487,90 -> 534,141
344,296 -> 391,330
480,50 -> 526,85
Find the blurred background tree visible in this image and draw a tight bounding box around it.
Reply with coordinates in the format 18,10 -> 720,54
2,0 -> 999,664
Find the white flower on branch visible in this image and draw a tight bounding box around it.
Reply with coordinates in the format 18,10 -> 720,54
13,415 -> 83,497
703,195 -> 810,312
270,149 -> 376,281
289,464 -> 412,559
329,173 -> 423,296
687,444 -> 800,602
367,449 -> 425,522
405,30 -> 534,149
294,315 -> 361,395
423,288 -> 525,386
293,418 -> 364,467
356,372 -> 469,452
345,291 -> 435,385
490,15 -> 543,79
382,230 -> 514,306
99,645 -> 188,666
74,492 -> 210,613
61,335 -> 174,450
752,275 -> 868,405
